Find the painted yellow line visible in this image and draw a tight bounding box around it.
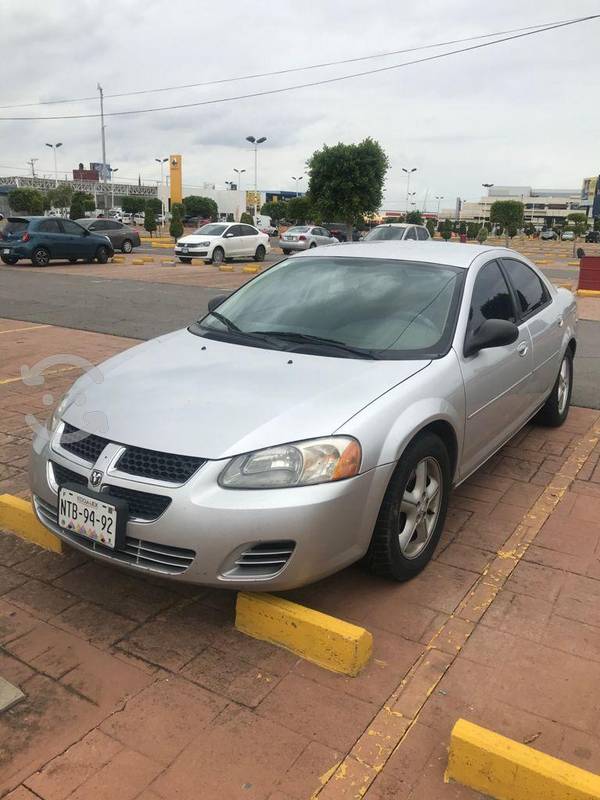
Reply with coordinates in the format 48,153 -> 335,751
0,324 -> 50,336
577,289 -> 600,297
0,494 -> 62,553
447,718 -> 600,800
236,592 -> 372,676
0,365 -> 77,386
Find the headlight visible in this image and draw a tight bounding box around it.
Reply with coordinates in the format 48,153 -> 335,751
219,436 -> 361,489
200,241 -> 211,247
49,393 -> 69,433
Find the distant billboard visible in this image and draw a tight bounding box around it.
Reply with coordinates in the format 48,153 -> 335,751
581,176 -> 597,206
90,162 -> 111,181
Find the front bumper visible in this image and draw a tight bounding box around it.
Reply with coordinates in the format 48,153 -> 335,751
175,246 -> 209,258
30,430 -> 395,590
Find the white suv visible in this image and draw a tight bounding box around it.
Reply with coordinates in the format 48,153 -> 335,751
364,223 -> 431,242
175,222 -> 270,265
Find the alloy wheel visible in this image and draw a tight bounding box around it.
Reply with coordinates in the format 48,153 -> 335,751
557,356 -> 570,415
398,457 -> 442,559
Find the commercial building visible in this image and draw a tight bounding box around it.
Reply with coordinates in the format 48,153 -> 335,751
581,176 -> 600,220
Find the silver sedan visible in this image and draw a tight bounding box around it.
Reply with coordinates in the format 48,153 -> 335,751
279,225 -> 337,253
31,241 -> 576,590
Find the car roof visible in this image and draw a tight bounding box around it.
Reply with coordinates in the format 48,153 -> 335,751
373,222 -> 427,228
292,240 -> 517,269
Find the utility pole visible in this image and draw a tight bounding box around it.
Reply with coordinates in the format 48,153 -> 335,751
27,158 -> 38,178
98,83 -> 108,209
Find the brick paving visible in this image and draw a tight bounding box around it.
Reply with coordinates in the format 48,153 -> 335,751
1,320 -> 600,798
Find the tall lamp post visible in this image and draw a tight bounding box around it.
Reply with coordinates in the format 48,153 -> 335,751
246,135 -> 267,221
291,175 -> 304,196
233,168 -> 246,192
481,183 -> 494,230
402,167 -> 417,214
109,167 -> 118,210
435,195 -> 444,220
45,142 -> 63,187
155,157 -> 168,230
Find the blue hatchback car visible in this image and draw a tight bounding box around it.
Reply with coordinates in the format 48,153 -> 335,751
0,216 -> 114,266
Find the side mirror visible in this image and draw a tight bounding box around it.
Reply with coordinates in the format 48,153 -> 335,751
224,232 -> 234,238
207,294 -> 230,312
464,319 -> 519,358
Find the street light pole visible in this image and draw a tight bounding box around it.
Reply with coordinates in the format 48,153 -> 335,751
291,175 -> 304,196
27,158 -> 38,178
110,168 -> 118,210
155,157 -> 168,231
481,183 -> 494,231
45,142 -> 63,187
402,167 -> 417,214
233,168 -> 246,192
435,195 -> 444,220
246,136 -> 267,221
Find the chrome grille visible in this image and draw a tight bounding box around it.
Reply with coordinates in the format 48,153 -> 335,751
116,445 -> 204,484
50,462 -> 171,522
231,541 -> 295,578
33,496 -> 194,575
60,423 -> 109,463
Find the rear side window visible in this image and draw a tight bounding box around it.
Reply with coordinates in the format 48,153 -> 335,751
37,219 -> 61,233
416,227 -> 429,240
502,259 -> 549,318
405,228 -> 417,240
240,225 -> 257,236
60,220 -> 86,235
469,261 -> 515,335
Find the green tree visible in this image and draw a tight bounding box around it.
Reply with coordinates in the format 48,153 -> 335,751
240,211 -> 254,224
440,219 -> 453,241
47,185 -> 74,215
307,137 -> 389,238
183,195 -> 218,219
426,219 -> 436,238
458,221 -> 467,236
145,197 -> 163,214
169,204 -> 183,239
490,200 -> 524,245
567,212 -> 588,237
122,196 -> 147,215
286,196 -> 313,224
144,206 -> 157,237
477,227 -> 489,244
69,192 -> 95,220
466,222 -> 479,239
261,200 -> 288,223
523,223 -> 536,237
405,210 -> 423,225
8,188 -> 45,214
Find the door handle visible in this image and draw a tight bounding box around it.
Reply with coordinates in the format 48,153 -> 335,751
517,341 -> 529,357
557,317 -> 564,328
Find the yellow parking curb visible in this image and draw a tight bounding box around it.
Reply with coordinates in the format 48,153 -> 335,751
235,592 -> 372,676
242,265 -> 261,274
577,289 -> 600,297
219,264 -> 234,272
568,260 -> 580,266
141,257 -> 154,263
111,256 -> 125,263
446,719 -> 600,800
0,494 -> 62,553
191,258 -> 206,266
131,258 -> 145,265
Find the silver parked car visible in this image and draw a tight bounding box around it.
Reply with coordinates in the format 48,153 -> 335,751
31,242 -> 576,590
280,225 -> 337,254
76,218 -> 141,253
364,223 -> 431,242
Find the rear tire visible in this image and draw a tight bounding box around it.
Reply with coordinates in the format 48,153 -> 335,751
121,240 -> 133,254
309,242 -> 317,249
536,350 -> 573,427
282,249 -> 291,255
365,432 -> 451,581
96,246 -> 109,264
1,255 -> 18,265
69,258 -> 78,263
179,257 -> 192,264
255,245 -> 266,261
31,247 -> 50,267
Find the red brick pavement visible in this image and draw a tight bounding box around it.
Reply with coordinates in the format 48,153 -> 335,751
1,320 -> 600,798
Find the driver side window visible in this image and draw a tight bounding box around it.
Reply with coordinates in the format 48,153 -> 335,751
405,227 -> 417,240
228,225 -> 243,237
469,261 -> 516,336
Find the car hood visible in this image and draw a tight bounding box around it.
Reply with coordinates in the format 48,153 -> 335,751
177,234 -> 222,244
62,329 -> 430,460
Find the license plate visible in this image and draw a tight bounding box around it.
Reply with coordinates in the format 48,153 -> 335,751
3,248 -> 10,254
182,246 -> 189,252
58,486 -> 122,549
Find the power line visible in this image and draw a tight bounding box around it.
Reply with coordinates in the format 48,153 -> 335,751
0,15 -> 587,111
0,15 -> 596,122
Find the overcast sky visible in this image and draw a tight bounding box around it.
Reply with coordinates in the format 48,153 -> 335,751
1,0 -> 598,211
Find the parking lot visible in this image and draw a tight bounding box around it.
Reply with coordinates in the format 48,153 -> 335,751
2,237 -> 600,799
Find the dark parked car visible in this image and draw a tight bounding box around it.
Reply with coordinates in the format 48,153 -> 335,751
322,223 -> 361,242
76,218 -> 141,253
585,230 -> 600,243
0,217 -> 114,266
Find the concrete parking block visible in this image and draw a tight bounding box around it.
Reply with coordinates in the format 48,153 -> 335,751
0,675 -> 25,711
0,495 -> 62,553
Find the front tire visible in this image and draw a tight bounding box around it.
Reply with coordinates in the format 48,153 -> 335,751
211,247 -> 224,265
31,247 -> 50,267
121,240 -> 133,254
255,245 -> 266,261
69,258 -> 78,263
282,249 -> 291,255
365,432 -> 451,581
1,255 -> 18,265
96,246 -> 110,264
537,350 -> 573,427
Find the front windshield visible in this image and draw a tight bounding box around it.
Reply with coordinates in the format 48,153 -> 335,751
364,226 -> 407,241
194,256 -> 463,358
193,223 -> 228,236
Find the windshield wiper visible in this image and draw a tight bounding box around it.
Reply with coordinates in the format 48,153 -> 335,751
251,331 -> 379,359
200,314 -> 287,350
207,309 -> 243,333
